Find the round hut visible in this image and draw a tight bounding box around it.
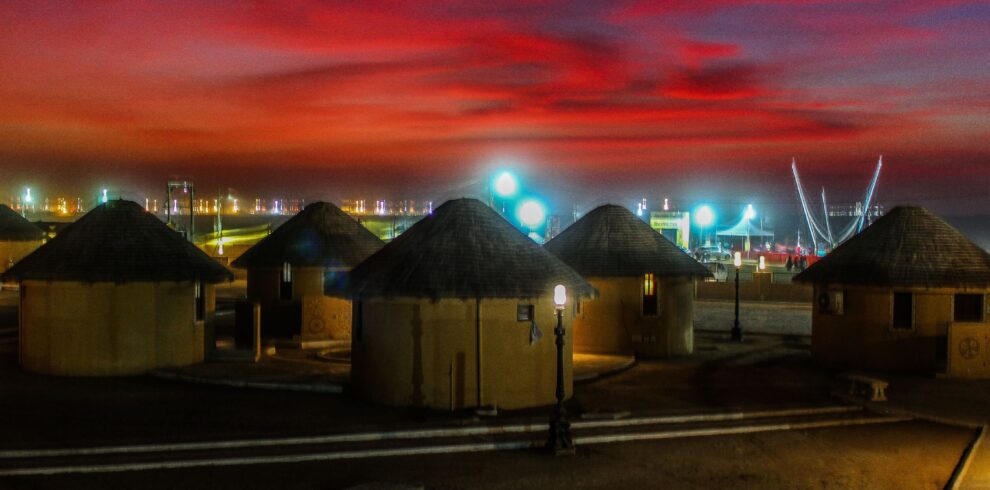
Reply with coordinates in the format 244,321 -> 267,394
0,204 -> 46,273
231,202 -> 384,346
544,205 -> 711,357
349,198 -> 594,410
3,200 -> 232,376
794,206 -> 990,376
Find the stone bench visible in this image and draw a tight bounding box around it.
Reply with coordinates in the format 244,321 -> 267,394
838,373 -> 888,402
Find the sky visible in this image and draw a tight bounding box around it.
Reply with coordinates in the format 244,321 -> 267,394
2,0 -> 989,216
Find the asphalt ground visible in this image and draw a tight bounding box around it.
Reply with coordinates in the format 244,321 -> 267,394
0,421 -> 971,490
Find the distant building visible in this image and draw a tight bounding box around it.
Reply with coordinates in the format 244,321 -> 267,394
0,204 -> 46,273
232,202 -> 384,347
3,200 -> 232,376
349,198 -> 594,410
546,205 -> 711,357
794,206 -> 990,377
649,211 -> 691,249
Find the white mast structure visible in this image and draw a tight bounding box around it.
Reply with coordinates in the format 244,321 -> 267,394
792,156 -> 883,251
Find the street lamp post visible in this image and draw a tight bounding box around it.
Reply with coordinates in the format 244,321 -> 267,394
546,284 -> 574,455
732,252 -> 742,341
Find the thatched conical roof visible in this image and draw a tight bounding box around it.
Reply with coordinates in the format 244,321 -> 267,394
348,198 -> 594,300
793,206 -> 990,288
3,200 -> 232,283
544,204 -> 711,278
232,201 -> 383,270
0,204 -> 45,241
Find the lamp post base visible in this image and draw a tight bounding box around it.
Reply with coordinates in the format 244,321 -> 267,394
731,325 -> 742,342
545,416 -> 574,455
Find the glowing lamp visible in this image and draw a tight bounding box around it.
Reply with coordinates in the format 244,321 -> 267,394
734,252 -> 742,268
494,172 -> 518,197
518,199 -> 546,228
744,204 -> 756,221
554,284 -> 566,309
24,188 -> 32,204
759,256 -> 766,270
695,205 -> 714,227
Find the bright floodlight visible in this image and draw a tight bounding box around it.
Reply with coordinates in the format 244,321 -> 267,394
695,205 -> 714,227
518,199 -> 545,228
744,204 -> 756,221
759,256 -> 766,270
24,187 -> 32,204
494,172 -> 518,197
734,252 -> 742,268
554,284 -> 566,308
101,189 -> 108,204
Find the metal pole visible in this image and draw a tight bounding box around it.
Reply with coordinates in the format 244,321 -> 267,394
732,265 -> 742,341
546,307 -> 574,454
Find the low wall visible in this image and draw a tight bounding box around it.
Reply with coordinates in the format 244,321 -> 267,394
697,271 -> 812,303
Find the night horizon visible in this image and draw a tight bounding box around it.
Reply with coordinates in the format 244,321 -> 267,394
2,0 -> 989,215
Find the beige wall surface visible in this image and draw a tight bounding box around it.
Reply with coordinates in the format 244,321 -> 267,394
353,296 -> 572,410
20,280 -> 208,375
0,240 -> 44,273
301,295 -> 352,341
947,322 -> 990,378
811,285 -> 988,373
574,276 -> 694,357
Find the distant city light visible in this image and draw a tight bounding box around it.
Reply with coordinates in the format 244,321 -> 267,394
517,199 -> 546,228
24,187 -> 32,204
101,189 -> 108,204
494,172 -> 518,198
744,204 -> 756,221
695,205 -> 714,227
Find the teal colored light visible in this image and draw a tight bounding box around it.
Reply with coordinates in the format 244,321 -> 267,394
494,172 -> 518,198
695,205 -> 714,226
744,204 -> 756,220
517,199 -> 546,228
101,189 -> 108,204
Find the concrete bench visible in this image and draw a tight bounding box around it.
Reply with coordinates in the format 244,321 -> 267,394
838,373 -> 888,402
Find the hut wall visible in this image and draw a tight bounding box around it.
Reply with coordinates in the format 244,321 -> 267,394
19,280 -> 207,375
574,276 -> 694,357
0,240 -> 44,273
811,285 -> 977,372
353,296 -> 571,410
245,266 -> 341,343
246,266 -> 324,303
301,295 -> 352,341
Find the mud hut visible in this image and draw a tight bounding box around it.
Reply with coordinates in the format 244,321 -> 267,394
3,200 -> 232,376
0,204 -> 45,273
231,201 -> 383,346
545,205 -> 711,357
349,198 -> 594,410
794,206 -> 990,376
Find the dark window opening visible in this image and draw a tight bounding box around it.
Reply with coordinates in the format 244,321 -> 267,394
195,282 -> 206,321
517,304 -> 534,322
892,292 -> 913,329
954,294 -> 984,322
279,262 -> 293,301
642,273 -> 658,316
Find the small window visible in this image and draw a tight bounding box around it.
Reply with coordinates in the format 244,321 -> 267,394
279,262 -> 293,301
954,294 -> 984,322
517,304 -> 534,322
194,282 -> 206,321
642,273 -> 658,316
892,292 -> 913,329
